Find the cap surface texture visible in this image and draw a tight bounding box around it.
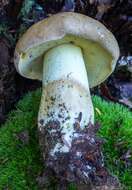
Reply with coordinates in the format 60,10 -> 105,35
14,12 -> 120,87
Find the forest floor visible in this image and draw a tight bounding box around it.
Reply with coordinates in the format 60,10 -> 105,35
0,1 -> 132,189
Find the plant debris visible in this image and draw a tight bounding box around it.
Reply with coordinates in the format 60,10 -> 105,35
38,121 -> 120,189
16,130 -> 29,145
0,38 -> 16,124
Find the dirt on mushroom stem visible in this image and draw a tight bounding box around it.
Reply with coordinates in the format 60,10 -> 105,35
38,120 -> 120,189
38,43 -> 94,145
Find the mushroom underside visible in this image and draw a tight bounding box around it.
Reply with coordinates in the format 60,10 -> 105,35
17,34 -> 113,88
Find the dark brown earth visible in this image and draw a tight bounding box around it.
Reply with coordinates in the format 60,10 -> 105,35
37,122 -> 120,190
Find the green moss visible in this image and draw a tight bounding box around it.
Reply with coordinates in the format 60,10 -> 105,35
0,89 -> 132,189
0,90 -> 41,190
93,96 -> 132,189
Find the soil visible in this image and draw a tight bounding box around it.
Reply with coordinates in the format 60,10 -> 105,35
37,122 -> 120,190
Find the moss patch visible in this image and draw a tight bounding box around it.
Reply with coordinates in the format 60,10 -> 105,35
0,89 -> 132,190
93,96 -> 132,189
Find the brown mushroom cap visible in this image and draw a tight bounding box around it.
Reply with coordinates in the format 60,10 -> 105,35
14,12 -> 119,88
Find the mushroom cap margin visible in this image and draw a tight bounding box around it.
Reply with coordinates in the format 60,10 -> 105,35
14,12 -> 120,88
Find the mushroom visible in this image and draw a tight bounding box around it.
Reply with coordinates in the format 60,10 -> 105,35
14,12 -> 119,181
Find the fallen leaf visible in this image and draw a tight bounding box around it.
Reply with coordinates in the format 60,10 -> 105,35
96,4 -> 112,20
99,83 -> 117,102
119,98 -> 132,109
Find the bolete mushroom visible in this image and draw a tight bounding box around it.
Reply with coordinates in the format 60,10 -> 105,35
14,12 -> 120,184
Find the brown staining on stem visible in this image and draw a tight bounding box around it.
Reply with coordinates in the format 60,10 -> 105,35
40,78 -> 90,125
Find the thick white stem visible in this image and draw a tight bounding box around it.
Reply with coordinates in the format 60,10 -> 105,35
38,44 -> 94,154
